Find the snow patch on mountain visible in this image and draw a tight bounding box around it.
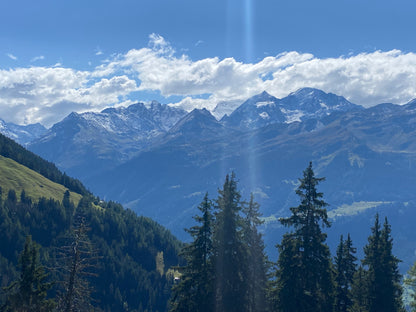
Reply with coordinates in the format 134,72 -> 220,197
212,100 -> 243,120
256,101 -> 275,108
281,109 -> 304,123
259,112 -> 270,119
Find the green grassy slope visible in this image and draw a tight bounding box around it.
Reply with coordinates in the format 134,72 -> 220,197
0,155 -> 82,205
0,133 -> 89,195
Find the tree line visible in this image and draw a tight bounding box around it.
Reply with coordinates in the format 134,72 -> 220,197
170,162 -> 413,312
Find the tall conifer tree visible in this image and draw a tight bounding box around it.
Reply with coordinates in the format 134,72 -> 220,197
405,262 -> 416,311
2,236 -> 55,312
273,233 -> 304,312
274,162 -> 333,312
334,234 -> 357,312
213,173 -> 247,312
170,193 -> 215,312
349,266 -> 369,312
362,214 -> 404,312
242,194 -> 269,312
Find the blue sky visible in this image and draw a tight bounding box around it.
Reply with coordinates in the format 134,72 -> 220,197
1,0 -> 416,126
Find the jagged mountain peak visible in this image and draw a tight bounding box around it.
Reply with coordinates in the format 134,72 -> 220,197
28,101 -> 187,176
171,108 -> 217,128
243,90 -> 278,106
253,90 -> 275,101
168,108 -> 224,139
66,111 -> 81,119
222,88 -> 362,130
284,88 -> 356,109
290,87 -> 327,97
190,107 -> 214,117
55,101 -> 187,134
147,100 -> 162,109
221,91 -> 283,130
0,119 -> 47,146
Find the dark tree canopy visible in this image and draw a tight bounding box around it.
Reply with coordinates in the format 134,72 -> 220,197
334,234 -> 357,312
0,190 -> 182,311
170,174 -> 270,312
170,193 -> 215,312
275,162 -> 333,312
362,214 -> 404,312
213,173 -> 248,312
242,194 -> 269,312
1,236 -> 55,312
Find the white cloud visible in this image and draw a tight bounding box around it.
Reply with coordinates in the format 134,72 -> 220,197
1,34 -> 416,127
95,46 -> 104,56
262,50 -> 416,106
148,33 -> 174,56
31,55 -> 45,62
0,66 -> 137,127
96,35 -> 416,109
7,53 -> 17,60
195,40 -> 204,47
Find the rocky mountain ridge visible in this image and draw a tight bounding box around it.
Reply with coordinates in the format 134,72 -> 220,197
0,119 -> 46,146
3,88 -> 416,269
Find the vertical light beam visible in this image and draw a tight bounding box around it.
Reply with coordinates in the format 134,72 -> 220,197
244,0 -> 254,63
244,0 -> 258,194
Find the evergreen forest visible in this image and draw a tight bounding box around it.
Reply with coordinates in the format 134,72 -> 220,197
170,163 -> 415,312
0,190 -> 182,312
0,133 -> 182,311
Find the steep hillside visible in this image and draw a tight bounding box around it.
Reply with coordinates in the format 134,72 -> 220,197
0,133 -> 88,195
0,155 -> 82,205
0,137 -> 182,311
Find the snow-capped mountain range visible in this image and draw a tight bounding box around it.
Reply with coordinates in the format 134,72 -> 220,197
27,101 -> 187,176
3,87 -> 416,270
0,119 -> 47,146
222,88 -> 362,130
24,88 -> 358,177
3,88 -> 359,146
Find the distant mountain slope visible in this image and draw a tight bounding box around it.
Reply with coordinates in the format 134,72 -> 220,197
221,91 -> 286,129
28,88 -> 361,180
88,101 -> 416,221
0,119 -> 47,146
29,101 -> 187,178
166,108 -> 229,142
84,98 -> 416,272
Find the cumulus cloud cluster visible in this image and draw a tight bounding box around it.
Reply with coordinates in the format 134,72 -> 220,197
1,34 -> 416,127
0,66 -> 137,126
